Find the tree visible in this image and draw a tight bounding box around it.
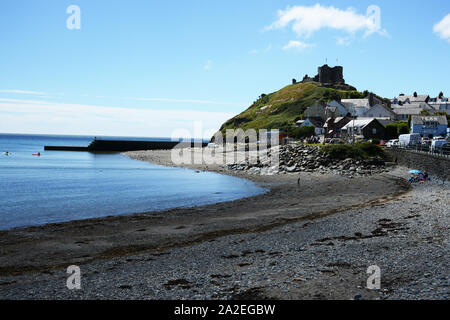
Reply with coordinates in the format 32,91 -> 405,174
385,124 -> 399,139
398,122 -> 410,135
420,109 -> 430,115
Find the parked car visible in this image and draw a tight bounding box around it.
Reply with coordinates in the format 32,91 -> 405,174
386,139 -> 399,148
399,134 -> 421,147
421,139 -> 432,147
431,139 -> 448,153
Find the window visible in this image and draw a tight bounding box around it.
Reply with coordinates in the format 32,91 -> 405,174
372,128 -> 377,134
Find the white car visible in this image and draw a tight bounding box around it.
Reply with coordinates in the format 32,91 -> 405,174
431,139 -> 448,153
386,139 -> 399,148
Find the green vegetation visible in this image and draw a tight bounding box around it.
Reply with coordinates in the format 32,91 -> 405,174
385,121 -> 410,139
288,126 -> 315,139
321,142 -> 384,160
218,82 -> 377,134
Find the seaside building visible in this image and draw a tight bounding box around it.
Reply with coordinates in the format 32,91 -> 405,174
341,118 -> 386,140
391,93 -> 430,105
323,117 -> 351,138
410,115 -> 448,137
363,104 -> 396,120
392,102 -> 435,121
299,117 -> 325,135
303,100 -> 349,121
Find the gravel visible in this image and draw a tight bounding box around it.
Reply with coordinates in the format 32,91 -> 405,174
0,167 -> 448,300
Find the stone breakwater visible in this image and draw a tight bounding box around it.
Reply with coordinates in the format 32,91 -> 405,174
226,144 -> 388,177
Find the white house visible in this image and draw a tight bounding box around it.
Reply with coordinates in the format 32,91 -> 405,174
428,99 -> 450,115
391,102 -> 436,121
340,99 -> 371,117
363,104 -> 396,120
300,117 -> 325,135
326,100 -> 350,117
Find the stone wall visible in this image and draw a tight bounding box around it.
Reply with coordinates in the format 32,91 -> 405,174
385,149 -> 450,181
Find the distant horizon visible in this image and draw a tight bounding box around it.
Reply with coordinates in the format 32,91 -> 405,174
0,132 -> 211,141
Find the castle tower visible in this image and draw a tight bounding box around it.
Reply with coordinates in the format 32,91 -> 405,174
317,65 -> 345,84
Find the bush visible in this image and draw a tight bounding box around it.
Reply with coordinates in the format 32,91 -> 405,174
289,126 -> 315,139
397,123 -> 409,135
356,142 -> 384,158
385,124 -> 399,139
321,142 -> 384,160
321,144 -> 364,160
385,122 -> 410,139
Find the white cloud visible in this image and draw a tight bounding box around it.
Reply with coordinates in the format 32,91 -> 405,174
434,14 -> 450,42
0,90 -> 247,107
0,89 -> 48,95
282,40 -> 314,50
203,60 -> 212,70
266,4 -> 388,39
0,98 -> 235,138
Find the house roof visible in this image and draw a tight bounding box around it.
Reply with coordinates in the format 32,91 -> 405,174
342,118 -> 378,130
323,117 -> 348,128
376,119 -> 393,127
396,95 -> 429,103
366,104 -> 395,116
392,108 -> 426,116
392,102 -> 436,115
341,99 -> 370,108
304,117 -> 325,128
392,102 -> 433,109
411,115 -> 448,125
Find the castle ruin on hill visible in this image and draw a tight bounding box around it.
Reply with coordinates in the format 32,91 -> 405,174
301,64 -> 345,85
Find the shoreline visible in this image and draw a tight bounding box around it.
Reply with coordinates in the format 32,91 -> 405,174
1,149 -> 448,300
0,150 -> 409,279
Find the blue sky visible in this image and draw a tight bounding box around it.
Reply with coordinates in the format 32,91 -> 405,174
1,0 -> 450,137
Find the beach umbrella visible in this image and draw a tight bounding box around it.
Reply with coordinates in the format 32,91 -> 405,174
409,170 -> 422,174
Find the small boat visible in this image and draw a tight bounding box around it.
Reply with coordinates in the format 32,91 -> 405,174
32,152 -> 41,156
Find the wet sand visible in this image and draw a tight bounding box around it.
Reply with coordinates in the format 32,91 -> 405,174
0,149 -> 409,279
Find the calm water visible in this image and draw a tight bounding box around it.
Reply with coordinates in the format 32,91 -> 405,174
0,134 -> 265,230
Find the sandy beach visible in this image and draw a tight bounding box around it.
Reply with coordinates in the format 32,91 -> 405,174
0,149 -> 448,300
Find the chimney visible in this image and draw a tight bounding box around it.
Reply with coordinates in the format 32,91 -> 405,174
368,92 -> 375,107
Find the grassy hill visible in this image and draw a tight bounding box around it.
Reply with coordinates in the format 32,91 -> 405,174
216,81 -> 387,136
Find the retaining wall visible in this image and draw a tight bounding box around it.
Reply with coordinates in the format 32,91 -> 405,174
385,149 -> 450,181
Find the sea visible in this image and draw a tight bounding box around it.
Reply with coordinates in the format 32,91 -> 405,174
0,134 -> 266,230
